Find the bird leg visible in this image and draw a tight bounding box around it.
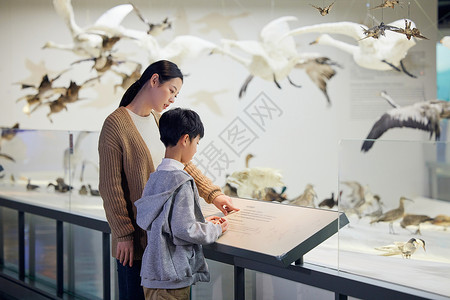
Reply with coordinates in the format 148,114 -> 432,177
273,74 -> 282,89
287,76 -> 302,88
239,74 -> 254,98
389,222 -> 396,234
400,60 -> 417,78
381,60 -> 401,72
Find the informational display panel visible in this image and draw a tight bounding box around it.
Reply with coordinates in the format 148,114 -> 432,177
201,197 -> 348,266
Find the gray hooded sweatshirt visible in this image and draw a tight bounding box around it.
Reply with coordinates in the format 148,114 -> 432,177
135,159 -> 222,289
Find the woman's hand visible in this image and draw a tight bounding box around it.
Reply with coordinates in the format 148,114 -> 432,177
212,194 -> 240,216
116,240 -> 134,267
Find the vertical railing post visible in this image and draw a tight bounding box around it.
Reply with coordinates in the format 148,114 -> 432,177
56,220 -> 64,297
0,207 -> 4,266
103,232 -> 111,300
18,211 -> 25,281
29,214 -> 36,279
234,266 -> 245,300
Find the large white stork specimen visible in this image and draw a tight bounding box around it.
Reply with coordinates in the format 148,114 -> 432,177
361,92 -> 450,152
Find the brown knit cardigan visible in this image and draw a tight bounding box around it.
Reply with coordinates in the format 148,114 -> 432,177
98,107 -> 223,259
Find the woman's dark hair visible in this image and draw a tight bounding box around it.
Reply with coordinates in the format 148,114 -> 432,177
159,108 -> 204,147
119,60 -> 183,107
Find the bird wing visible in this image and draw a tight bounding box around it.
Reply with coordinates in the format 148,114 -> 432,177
282,21 -> 366,41
299,57 -> 336,104
361,104 -> 436,152
94,4 -> 133,28
259,16 -> 298,56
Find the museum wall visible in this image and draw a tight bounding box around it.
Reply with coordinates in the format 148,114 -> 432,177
0,0 -> 441,201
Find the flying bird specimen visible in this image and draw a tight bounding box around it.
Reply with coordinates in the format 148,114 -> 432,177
375,238 -> 426,259
310,2 -> 335,16
113,63 -> 142,92
370,0 -> 401,9
361,92 -> 450,152
390,19 -> 429,40
71,53 -> 125,75
1,123 -> 20,142
45,0 -> 134,57
360,22 -> 400,40
283,19 -> 418,77
370,196 -> 411,234
400,214 -> 433,235
131,4 -> 172,35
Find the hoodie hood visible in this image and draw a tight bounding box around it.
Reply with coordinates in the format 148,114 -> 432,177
135,169 -> 191,230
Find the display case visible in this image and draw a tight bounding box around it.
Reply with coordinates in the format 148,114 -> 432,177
334,139 -> 450,298
1,128 -> 450,299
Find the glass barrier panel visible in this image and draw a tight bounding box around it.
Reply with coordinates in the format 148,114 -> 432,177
338,139 -> 450,298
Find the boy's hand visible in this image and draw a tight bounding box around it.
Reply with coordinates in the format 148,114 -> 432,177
206,216 -> 229,233
212,195 -> 240,215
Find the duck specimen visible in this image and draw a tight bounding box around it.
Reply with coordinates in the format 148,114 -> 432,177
375,238 -> 426,259
361,93 -> 450,152
370,196 -> 411,234
390,19 -> 429,40
289,184 -> 317,207
88,184 -> 100,196
264,187 -> 288,202
283,19 -> 417,77
310,2 -> 335,16
131,4 -> 172,36
26,179 -> 40,191
45,0 -> 134,57
79,185 -> 88,195
400,214 -> 433,235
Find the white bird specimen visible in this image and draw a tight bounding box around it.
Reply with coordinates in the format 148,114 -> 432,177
225,154 -> 285,200
283,19 -> 417,77
44,0 -> 134,57
441,36 -> 450,49
375,238 -> 426,259
289,184 -> 317,207
218,16 -> 338,102
361,93 -> 450,152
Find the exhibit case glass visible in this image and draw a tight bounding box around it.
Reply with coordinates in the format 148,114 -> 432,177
336,139 -> 450,298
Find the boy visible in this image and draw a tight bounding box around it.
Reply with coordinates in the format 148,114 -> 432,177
135,108 -> 228,300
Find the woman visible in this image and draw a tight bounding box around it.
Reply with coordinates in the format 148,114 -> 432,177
98,60 -> 238,300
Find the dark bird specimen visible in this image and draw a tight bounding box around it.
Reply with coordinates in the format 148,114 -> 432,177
310,2 -> 335,16
1,123 -> 20,141
131,4 -> 172,35
370,196 -> 412,234
264,187 -> 287,202
375,238 -> 426,259
359,22 -> 400,40
400,214 -> 433,235
318,191 -> 342,209
390,19 -> 429,40
370,0 -> 401,9
222,182 -> 238,197
48,177 -> 73,193
71,53 -> 124,75
31,97 -> 67,123
361,95 -> 450,152
113,63 -> 142,92
16,70 -> 68,96
293,56 -> 341,105
88,184 -> 100,196
26,179 -> 39,191
59,77 -> 100,104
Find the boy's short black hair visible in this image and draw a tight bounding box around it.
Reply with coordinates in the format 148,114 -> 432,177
159,108 -> 204,147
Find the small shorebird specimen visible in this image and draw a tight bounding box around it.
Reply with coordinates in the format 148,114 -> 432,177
131,4 -> 172,36
26,179 -> 40,191
400,214 -> 433,235
371,0 -> 401,10
310,2 -> 335,16
430,214 -> 450,230
88,184 -> 100,196
375,238 -> 426,258
79,185 -> 88,195
48,177 -> 73,193
361,92 -> 450,152
390,19 -> 429,40
370,196 -> 411,234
